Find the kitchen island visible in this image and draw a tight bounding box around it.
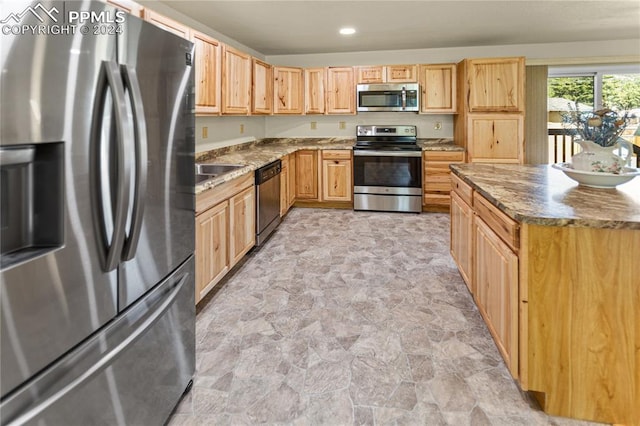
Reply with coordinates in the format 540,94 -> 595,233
449,163 -> 640,425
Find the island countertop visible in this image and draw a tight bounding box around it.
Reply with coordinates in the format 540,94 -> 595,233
450,163 -> 640,229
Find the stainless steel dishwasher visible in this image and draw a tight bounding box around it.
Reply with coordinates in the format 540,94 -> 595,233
255,159 -> 282,246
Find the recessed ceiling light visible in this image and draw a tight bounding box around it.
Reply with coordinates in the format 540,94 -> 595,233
339,27 -> 356,35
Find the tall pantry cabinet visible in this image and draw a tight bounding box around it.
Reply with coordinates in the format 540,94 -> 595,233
454,57 -> 525,164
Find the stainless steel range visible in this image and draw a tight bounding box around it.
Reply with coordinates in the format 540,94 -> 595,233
353,125 -> 422,213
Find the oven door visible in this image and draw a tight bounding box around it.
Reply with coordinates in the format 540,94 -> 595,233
353,150 -> 422,191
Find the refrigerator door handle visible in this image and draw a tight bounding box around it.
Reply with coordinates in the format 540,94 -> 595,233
1,269 -> 190,426
120,65 -> 148,261
90,61 -> 133,272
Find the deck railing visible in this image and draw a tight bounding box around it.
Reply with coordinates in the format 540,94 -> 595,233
548,128 -> 579,163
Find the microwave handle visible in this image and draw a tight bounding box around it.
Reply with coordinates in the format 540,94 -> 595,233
401,87 -> 407,110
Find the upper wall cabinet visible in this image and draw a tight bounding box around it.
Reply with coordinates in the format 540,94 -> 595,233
192,31 -> 221,115
419,63 -> 456,114
222,46 -> 252,115
326,67 -> 355,115
464,57 -> 525,112
274,67 -> 304,114
252,59 -> 273,115
142,9 -> 190,39
106,0 -> 143,17
305,68 -> 326,114
355,65 -> 418,84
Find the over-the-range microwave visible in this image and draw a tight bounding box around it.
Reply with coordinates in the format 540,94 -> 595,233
356,83 -> 420,112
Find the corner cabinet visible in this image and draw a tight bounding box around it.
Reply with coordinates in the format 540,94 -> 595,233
419,63 -> 456,113
191,31 -> 221,115
195,173 -> 255,304
221,46 -> 251,115
326,67 -> 355,114
274,67 -> 304,114
252,59 -> 273,115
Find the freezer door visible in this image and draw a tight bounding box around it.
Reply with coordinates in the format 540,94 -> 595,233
0,1 -> 120,398
117,15 -> 195,310
0,256 -> 195,426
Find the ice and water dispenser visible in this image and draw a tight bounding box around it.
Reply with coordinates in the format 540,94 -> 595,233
0,143 -> 63,269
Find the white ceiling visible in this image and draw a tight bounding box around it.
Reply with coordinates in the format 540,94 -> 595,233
160,1 -> 640,56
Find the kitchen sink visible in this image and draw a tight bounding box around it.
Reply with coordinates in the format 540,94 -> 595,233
195,163 -> 246,184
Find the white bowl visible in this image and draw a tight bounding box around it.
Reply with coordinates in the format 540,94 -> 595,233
552,163 -> 640,188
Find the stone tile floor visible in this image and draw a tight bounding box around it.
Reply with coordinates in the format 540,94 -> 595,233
169,209 -> 600,426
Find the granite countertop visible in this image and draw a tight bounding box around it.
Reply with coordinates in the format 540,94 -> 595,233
195,137 -> 461,194
451,163 -> 640,229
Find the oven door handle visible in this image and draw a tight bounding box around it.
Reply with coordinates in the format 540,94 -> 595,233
353,150 -> 422,157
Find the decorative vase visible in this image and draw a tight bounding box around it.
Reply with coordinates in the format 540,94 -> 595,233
570,139 -> 631,174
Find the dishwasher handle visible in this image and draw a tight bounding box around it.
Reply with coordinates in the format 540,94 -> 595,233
255,159 -> 282,185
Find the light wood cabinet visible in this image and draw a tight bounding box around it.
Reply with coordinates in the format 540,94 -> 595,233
419,64 -> 456,113
474,215 -> 519,379
274,67 -> 304,114
305,68 -> 326,114
355,66 -> 384,84
295,150 -> 318,199
191,31 -> 221,115
423,151 -> 465,210
252,59 -> 273,115
106,0 -> 143,16
450,191 -> 473,292
385,64 -> 417,82
288,154 -> 296,207
195,200 -> 228,304
280,155 -> 290,216
221,46 -> 251,115
355,65 -> 417,84
229,186 -> 255,266
326,67 -> 355,114
464,57 -> 525,112
195,173 -> 254,304
321,150 -> 352,202
467,114 -> 523,163
142,9 -> 190,39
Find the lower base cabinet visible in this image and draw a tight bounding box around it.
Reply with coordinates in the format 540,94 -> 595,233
195,173 -> 255,304
423,151 -> 465,211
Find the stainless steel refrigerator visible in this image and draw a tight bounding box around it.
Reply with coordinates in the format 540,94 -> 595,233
0,1 -> 195,424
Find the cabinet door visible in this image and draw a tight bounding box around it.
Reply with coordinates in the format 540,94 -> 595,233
229,186 -> 255,266
466,57 -> 524,112
355,66 -> 384,84
106,0 -> 143,17
295,150 -> 318,199
192,31 -> 221,115
305,68 -> 326,114
450,191 -> 473,291
322,157 -> 352,202
419,64 -> 456,113
385,64 -> 417,82
252,59 -> 273,115
280,155 -> 290,216
326,67 -> 355,114
274,67 -> 304,114
195,201 -> 229,303
288,153 -> 296,207
474,216 -> 519,379
142,9 -> 190,39
468,114 -> 523,163
222,46 -> 251,115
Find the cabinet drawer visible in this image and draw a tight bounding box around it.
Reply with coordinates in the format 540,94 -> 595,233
196,172 -> 253,214
423,151 -> 465,162
322,150 -> 351,160
474,194 -> 519,251
423,193 -> 451,206
451,173 -> 473,205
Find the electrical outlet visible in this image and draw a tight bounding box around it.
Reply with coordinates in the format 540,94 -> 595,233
434,121 -> 442,130
202,126 -> 208,139
240,124 -> 244,134
339,121 -> 346,130
310,121 -> 317,130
